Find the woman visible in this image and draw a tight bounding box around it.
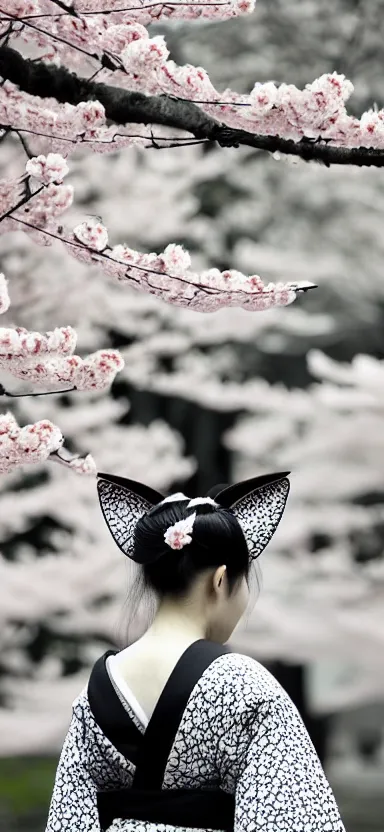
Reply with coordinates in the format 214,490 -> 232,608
46,471 -> 345,831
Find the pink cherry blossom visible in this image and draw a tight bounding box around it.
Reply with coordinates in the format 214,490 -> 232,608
0,412 -> 18,435
67,454 -> 98,476
249,82 -> 278,114
359,111 -> 384,148
26,154 -> 70,185
73,219 -> 109,251
0,326 -> 77,359
73,350 -> 125,392
101,23 -> 149,54
122,35 -> 169,73
160,244 -> 192,276
76,101 -> 106,132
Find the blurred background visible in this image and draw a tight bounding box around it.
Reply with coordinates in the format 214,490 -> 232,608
0,0 -> 384,829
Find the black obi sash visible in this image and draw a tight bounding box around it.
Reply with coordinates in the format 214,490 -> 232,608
88,639 -> 235,831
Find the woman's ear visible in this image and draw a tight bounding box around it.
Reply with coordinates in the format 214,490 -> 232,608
212,564 -> 227,594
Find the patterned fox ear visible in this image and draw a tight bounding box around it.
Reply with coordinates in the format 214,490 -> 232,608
97,473 -> 164,560
213,472 -> 290,561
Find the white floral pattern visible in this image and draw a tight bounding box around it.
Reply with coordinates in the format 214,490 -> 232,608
45,653 -> 345,832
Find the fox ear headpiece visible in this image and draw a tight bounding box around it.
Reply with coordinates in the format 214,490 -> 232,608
97,471 -> 290,564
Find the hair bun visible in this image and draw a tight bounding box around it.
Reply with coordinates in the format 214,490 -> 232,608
206,483 -> 229,501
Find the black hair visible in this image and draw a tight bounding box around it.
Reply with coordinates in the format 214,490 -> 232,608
133,498 -> 250,598
117,496 -> 261,646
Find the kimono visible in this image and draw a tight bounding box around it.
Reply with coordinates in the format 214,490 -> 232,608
45,639 -> 346,832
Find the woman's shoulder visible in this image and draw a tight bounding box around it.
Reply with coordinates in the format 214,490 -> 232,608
215,649 -> 282,687
207,650 -> 288,708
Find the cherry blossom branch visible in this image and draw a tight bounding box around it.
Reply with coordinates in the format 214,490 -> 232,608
5,2 -> 231,19
2,152 -> 314,310
49,446 -> 97,475
0,271 -> 124,395
2,44 -> 384,166
0,332 -> 125,394
0,347 -> 125,393
6,196 -> 316,311
0,268 -> 118,477
1,0 -> 247,25
0,411 -> 97,475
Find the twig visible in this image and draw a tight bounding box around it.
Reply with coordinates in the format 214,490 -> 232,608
0,181 -> 44,224
0,123 -> 208,145
15,129 -> 33,158
0,382 -> 76,397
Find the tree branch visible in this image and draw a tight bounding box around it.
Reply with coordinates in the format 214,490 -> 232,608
0,44 -> 217,139
1,45 -> 384,167
215,129 -> 384,168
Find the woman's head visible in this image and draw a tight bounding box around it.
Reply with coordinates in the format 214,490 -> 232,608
133,496 -> 251,642
97,470 -> 290,643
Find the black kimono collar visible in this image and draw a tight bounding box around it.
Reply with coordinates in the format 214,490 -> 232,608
87,640 -> 230,786
88,648 -> 143,761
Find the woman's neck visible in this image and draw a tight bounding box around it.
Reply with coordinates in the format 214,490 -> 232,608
116,600 -> 208,718
141,597 -> 208,647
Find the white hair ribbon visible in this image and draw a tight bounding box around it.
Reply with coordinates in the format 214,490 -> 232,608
187,497 -> 218,508
161,492 -> 188,504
